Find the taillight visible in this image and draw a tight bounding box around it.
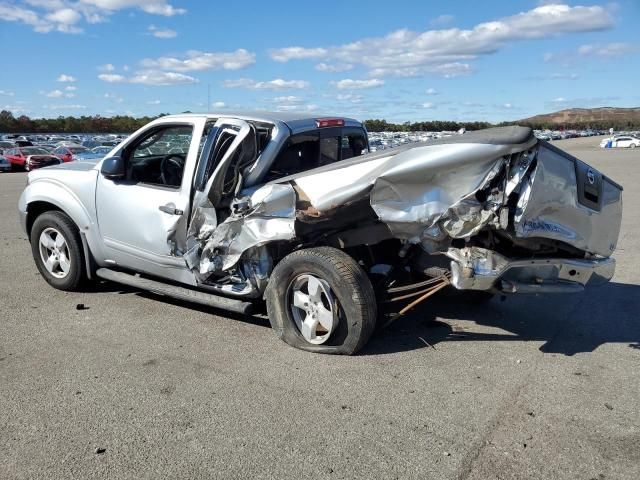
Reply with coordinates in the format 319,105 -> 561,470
316,118 -> 345,128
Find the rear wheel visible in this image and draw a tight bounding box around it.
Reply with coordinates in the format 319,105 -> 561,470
265,247 -> 377,355
30,211 -> 86,291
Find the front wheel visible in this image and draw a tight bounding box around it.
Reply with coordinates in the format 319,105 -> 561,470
30,211 -> 86,291
265,247 -> 377,355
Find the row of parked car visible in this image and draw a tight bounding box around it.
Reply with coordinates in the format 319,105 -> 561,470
533,129 -> 606,141
0,133 -> 125,171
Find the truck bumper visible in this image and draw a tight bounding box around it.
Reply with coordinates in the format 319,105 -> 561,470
447,247 -> 615,294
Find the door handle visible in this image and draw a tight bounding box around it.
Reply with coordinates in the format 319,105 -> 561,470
159,205 -> 184,215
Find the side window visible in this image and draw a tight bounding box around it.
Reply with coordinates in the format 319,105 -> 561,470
266,132 -> 319,180
319,136 -> 339,166
341,132 -> 368,160
126,125 -> 193,188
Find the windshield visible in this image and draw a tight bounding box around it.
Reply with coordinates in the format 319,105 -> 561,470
69,147 -> 88,153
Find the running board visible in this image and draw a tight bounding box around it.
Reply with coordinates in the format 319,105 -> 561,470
96,268 -> 253,315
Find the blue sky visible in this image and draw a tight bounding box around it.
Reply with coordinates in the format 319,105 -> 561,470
0,0 -> 637,122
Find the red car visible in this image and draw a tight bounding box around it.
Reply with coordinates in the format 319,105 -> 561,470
52,145 -> 89,163
3,147 -> 61,171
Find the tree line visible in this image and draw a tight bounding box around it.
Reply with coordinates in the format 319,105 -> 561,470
2,110 -> 639,135
0,110 -> 163,134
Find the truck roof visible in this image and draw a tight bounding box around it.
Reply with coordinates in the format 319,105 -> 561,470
159,111 -> 364,134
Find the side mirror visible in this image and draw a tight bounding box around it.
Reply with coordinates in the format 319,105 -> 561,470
100,156 -> 125,180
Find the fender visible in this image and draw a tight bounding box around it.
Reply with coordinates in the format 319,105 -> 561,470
20,174 -> 108,264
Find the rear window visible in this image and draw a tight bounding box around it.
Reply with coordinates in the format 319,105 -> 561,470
266,128 -> 368,181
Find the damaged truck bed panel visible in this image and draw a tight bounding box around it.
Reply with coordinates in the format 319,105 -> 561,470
188,124 -> 621,297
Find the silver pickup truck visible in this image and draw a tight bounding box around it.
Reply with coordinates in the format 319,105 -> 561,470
18,112 -> 623,354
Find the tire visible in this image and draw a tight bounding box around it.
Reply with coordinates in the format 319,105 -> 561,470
30,211 -> 86,291
630,143 -> 637,149
265,247 -> 377,355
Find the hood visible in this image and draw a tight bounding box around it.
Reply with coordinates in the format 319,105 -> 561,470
27,159 -> 98,183
43,159 -> 99,171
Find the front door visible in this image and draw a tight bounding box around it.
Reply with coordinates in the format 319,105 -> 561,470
95,118 -> 208,284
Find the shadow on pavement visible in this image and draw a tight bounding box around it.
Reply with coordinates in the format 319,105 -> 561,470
89,279 -> 639,356
363,281 -> 640,356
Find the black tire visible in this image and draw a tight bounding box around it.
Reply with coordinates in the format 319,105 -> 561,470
265,247 -> 377,355
30,211 -> 86,291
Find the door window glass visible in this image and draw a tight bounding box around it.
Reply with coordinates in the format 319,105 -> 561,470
127,125 -> 193,188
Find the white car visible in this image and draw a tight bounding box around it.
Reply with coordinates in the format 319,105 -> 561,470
600,136 -> 640,148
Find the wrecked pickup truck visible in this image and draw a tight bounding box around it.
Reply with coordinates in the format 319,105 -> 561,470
19,113 -> 623,354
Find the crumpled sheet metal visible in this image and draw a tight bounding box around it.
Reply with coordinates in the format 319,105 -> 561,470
293,142 -> 529,242
513,143 -> 622,257
197,183 -> 296,273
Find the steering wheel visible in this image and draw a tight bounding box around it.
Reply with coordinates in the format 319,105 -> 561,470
160,154 -> 185,187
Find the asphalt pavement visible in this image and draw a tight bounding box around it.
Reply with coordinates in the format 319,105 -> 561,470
1,136 -> 639,479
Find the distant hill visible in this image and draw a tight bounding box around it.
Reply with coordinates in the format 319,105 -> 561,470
516,107 -> 640,129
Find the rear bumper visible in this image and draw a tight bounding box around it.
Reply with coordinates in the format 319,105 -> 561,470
447,247 -> 615,294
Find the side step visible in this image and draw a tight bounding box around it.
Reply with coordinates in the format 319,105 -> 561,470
96,268 -> 253,315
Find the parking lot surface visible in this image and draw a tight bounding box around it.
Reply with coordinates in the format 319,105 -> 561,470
1,136 -> 639,479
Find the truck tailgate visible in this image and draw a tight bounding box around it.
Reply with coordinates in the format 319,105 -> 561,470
514,141 -> 623,257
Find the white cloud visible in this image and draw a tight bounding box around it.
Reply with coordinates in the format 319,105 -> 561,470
212,101 -> 226,108
422,102 -> 435,108
140,49 -> 255,72
578,42 -> 639,57
545,96 -> 620,109
104,93 -> 124,103
3,104 -> 30,114
130,71 -> 198,85
146,99 -> 161,105
98,73 -> 127,83
550,72 -> 579,80
98,63 -> 115,72
0,90 -> 14,96
0,0 -> 185,34
502,103 -> 513,109
45,104 -> 87,109
272,95 -> 304,105
426,88 -> 438,95
315,63 -> 353,73
222,78 -> 310,90
78,0 -> 185,17
46,8 -> 81,25
269,4 -> 613,77
65,85 -> 77,91
336,93 -> 363,103
269,47 -> 328,62
148,24 -> 177,38
98,65 -> 199,85
44,89 -> 64,98
57,74 -> 76,82
333,79 -> 384,90
545,42 -> 638,64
